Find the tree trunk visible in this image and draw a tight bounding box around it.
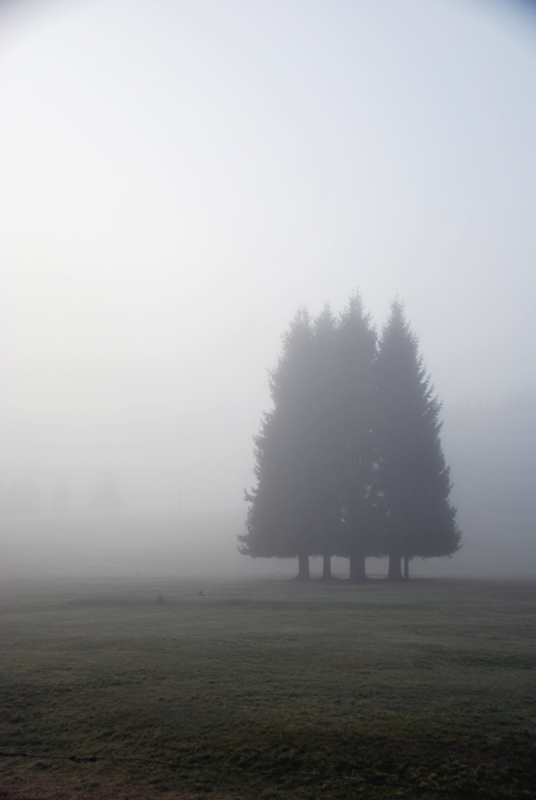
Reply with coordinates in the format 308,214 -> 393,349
403,555 -> 410,581
321,553 -> 332,580
387,553 -> 403,581
349,553 -> 367,582
295,553 -> 310,581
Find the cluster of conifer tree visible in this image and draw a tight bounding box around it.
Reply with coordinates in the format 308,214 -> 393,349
239,293 -> 460,581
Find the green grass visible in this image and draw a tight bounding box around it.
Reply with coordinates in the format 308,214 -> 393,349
1,578 -> 535,799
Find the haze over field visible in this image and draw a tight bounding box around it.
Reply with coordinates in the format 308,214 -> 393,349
1,0 -> 536,578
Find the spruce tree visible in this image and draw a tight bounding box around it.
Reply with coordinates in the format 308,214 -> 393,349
308,306 -> 341,580
239,308 -> 317,579
376,301 -> 460,580
337,292 -> 381,581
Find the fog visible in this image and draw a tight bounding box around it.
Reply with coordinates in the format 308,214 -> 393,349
1,0 -> 536,579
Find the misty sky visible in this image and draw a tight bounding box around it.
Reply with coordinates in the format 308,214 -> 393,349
1,0 -> 536,515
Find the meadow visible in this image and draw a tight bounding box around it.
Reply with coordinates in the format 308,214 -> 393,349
1,578 -> 535,800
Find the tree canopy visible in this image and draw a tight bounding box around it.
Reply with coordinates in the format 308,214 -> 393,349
376,300 -> 460,579
239,294 -> 460,581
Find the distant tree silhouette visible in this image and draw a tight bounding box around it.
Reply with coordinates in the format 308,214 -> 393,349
240,295 -> 460,581
337,293 -> 381,581
376,301 -> 460,580
90,473 -> 122,513
5,473 -> 40,514
51,481 -> 73,515
308,306 -> 341,580
239,309 -> 316,579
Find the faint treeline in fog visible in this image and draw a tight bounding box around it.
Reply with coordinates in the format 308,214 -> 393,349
0,509 -> 291,580
0,472 -> 122,517
1,389 -> 535,580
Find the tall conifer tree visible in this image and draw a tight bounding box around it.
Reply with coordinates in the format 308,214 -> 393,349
337,292 -> 380,581
239,308 -> 317,579
240,296 -> 461,582
308,306 -> 341,580
376,301 -> 460,580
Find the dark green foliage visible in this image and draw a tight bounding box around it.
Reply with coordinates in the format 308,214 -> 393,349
376,301 -> 461,580
239,309 -> 317,564
336,293 -> 380,580
240,294 -> 460,579
307,306 -> 341,577
90,473 -> 122,513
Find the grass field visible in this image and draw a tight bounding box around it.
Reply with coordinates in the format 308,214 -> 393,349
1,578 -> 535,800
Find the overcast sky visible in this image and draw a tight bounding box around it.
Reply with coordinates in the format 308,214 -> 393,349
1,0 -> 536,515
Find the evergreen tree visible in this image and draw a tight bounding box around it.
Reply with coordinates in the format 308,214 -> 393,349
376,301 -> 460,580
240,295 -> 461,583
308,306 -> 341,580
239,309 -> 317,579
337,292 -> 381,581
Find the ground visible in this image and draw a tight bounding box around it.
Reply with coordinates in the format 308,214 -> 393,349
1,577 -> 535,799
